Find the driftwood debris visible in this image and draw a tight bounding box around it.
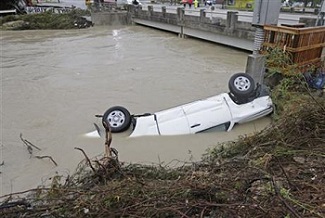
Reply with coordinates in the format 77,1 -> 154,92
19,133 -> 41,155
74,121 -> 120,185
19,133 -> 57,166
102,121 -> 113,158
34,156 -> 58,167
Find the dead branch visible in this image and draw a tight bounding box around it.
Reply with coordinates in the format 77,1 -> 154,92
74,147 -> 96,173
102,121 -> 112,158
274,156 -> 298,191
20,133 -> 41,155
271,176 -> 301,218
34,156 -> 58,166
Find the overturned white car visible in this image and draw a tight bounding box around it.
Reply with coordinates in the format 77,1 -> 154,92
87,73 -> 273,138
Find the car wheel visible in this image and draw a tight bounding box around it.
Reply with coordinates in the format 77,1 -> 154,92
102,106 -> 132,133
228,73 -> 255,98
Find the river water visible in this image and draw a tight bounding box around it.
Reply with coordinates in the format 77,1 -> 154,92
0,25 -> 270,196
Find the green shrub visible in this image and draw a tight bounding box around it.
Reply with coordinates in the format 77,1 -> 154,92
0,9 -> 91,30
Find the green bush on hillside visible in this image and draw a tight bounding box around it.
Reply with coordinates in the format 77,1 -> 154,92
0,9 -> 90,30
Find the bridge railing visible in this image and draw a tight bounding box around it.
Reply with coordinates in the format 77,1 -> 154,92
139,4 -> 304,25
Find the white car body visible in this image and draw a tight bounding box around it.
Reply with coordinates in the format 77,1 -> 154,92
130,93 -> 273,137
85,73 -> 273,138
85,93 -> 273,138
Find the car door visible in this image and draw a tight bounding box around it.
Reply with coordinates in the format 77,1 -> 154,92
182,94 -> 232,134
154,106 -> 190,135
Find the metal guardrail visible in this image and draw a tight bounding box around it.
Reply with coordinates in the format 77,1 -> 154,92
0,9 -> 17,15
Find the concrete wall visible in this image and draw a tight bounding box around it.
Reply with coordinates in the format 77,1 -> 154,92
91,11 -> 130,26
91,6 -> 257,51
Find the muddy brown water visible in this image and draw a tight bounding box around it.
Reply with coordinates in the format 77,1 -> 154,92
0,26 -> 271,195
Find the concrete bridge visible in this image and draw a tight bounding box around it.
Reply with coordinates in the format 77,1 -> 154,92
133,6 -> 257,51
91,4 -> 318,52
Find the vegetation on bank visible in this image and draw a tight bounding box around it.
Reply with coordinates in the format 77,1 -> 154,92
0,9 -> 90,30
0,24 -> 324,217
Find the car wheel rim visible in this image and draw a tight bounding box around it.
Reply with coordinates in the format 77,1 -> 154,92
233,76 -> 251,91
106,110 -> 125,128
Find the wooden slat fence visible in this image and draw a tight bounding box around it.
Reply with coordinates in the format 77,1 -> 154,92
261,25 -> 325,72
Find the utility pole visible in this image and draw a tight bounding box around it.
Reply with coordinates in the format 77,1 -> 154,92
316,0 -> 325,26
245,0 -> 282,84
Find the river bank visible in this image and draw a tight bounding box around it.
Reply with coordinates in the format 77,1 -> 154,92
1,90 -> 324,217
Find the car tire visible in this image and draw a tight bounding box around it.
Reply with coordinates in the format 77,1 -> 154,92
102,106 -> 132,133
228,73 -> 255,98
